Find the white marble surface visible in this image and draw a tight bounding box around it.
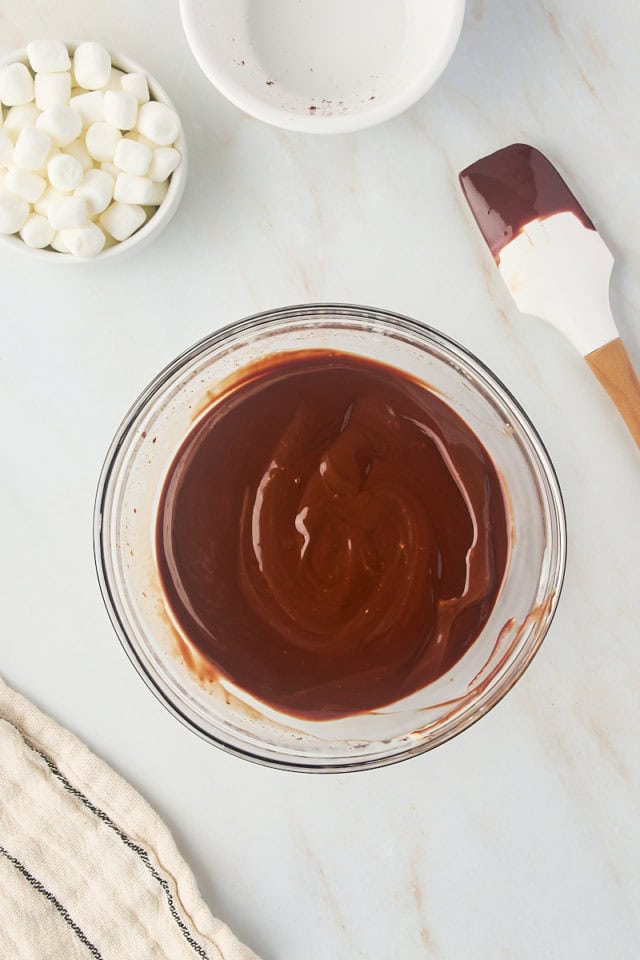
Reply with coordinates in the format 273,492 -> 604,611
1,1 -> 640,957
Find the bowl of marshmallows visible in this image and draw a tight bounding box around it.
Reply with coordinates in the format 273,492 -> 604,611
0,40 -> 186,260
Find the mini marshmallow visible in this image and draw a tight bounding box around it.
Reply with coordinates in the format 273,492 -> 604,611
74,168 -> 113,215
105,68 -> 126,91
100,161 -> 120,178
146,179 -> 168,206
69,90 -> 104,125
104,90 -> 138,131
126,131 -> 154,148
19,213 -> 54,248
0,128 -> 13,167
63,138 -> 92,171
100,201 -> 145,241
3,104 -> 40,136
113,172 -> 154,204
37,104 -> 83,146
34,184 -> 63,217
34,72 -> 72,110
5,167 -> 46,202
114,137 -> 151,176
61,222 -> 106,257
47,153 -> 83,191
73,42 -> 111,91
48,194 -> 87,230
0,192 -> 30,233
121,73 -> 149,104
136,101 -> 180,146
27,39 -> 70,74
13,127 -> 52,170
50,230 -> 70,253
0,63 -> 35,107
148,146 -> 180,182
85,122 -> 121,162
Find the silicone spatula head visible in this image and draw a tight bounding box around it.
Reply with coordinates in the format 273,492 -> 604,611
458,142 -> 617,358
459,143 -> 595,262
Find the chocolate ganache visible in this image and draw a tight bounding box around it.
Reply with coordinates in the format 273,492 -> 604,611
156,351 -> 509,719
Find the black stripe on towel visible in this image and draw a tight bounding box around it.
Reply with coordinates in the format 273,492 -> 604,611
0,844 -> 104,959
11,728 -> 213,960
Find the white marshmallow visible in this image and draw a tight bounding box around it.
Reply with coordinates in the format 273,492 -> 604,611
34,72 -> 72,110
34,184 -> 63,216
3,104 -> 40,137
126,130 -> 154,149
105,67 -> 125,91
0,193 -> 29,233
74,168 -> 113,215
113,172 -> 154,204
61,222 -> 106,257
50,230 -> 70,253
148,146 -> 180,182
19,213 -> 54,248
121,72 -> 149,104
136,101 -> 180,146
48,194 -> 87,229
73,43 -> 111,91
0,63 -> 35,107
47,153 -> 83,191
36,104 -> 83,146
27,40 -> 70,74
63,138 -> 92,171
146,179 -> 168,206
100,161 -> 120,178
85,122 -> 121,162
0,128 -> 13,167
114,137 -> 151,176
100,201 -> 145,241
13,127 -> 52,170
104,90 -> 137,131
5,167 -> 46,202
69,90 -> 104,125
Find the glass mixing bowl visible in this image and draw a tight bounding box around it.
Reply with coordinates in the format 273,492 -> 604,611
94,305 -> 566,772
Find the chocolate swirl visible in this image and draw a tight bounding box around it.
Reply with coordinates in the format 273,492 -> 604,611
156,352 -> 509,719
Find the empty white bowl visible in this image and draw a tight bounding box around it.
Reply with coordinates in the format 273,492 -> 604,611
0,44 -> 187,262
179,0 -> 465,133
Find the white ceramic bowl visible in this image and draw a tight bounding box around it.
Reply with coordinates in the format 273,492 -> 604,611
0,44 -> 187,262
179,0 -> 465,133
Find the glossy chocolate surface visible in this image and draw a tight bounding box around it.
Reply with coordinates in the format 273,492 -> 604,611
156,351 -> 509,719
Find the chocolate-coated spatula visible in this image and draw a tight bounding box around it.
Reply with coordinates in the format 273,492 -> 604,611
460,143 -> 640,448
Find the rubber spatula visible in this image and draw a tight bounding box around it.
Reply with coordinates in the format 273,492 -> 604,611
459,143 -> 640,448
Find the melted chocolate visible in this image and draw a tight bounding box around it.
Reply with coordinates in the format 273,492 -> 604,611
156,351 -> 509,720
459,143 -> 595,261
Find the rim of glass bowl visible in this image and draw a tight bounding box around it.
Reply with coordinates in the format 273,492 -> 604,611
94,304 -> 567,773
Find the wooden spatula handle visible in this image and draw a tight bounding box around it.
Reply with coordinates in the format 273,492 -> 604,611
586,338 -> 640,448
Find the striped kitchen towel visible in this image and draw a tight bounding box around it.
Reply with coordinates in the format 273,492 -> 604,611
0,678 -> 259,960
